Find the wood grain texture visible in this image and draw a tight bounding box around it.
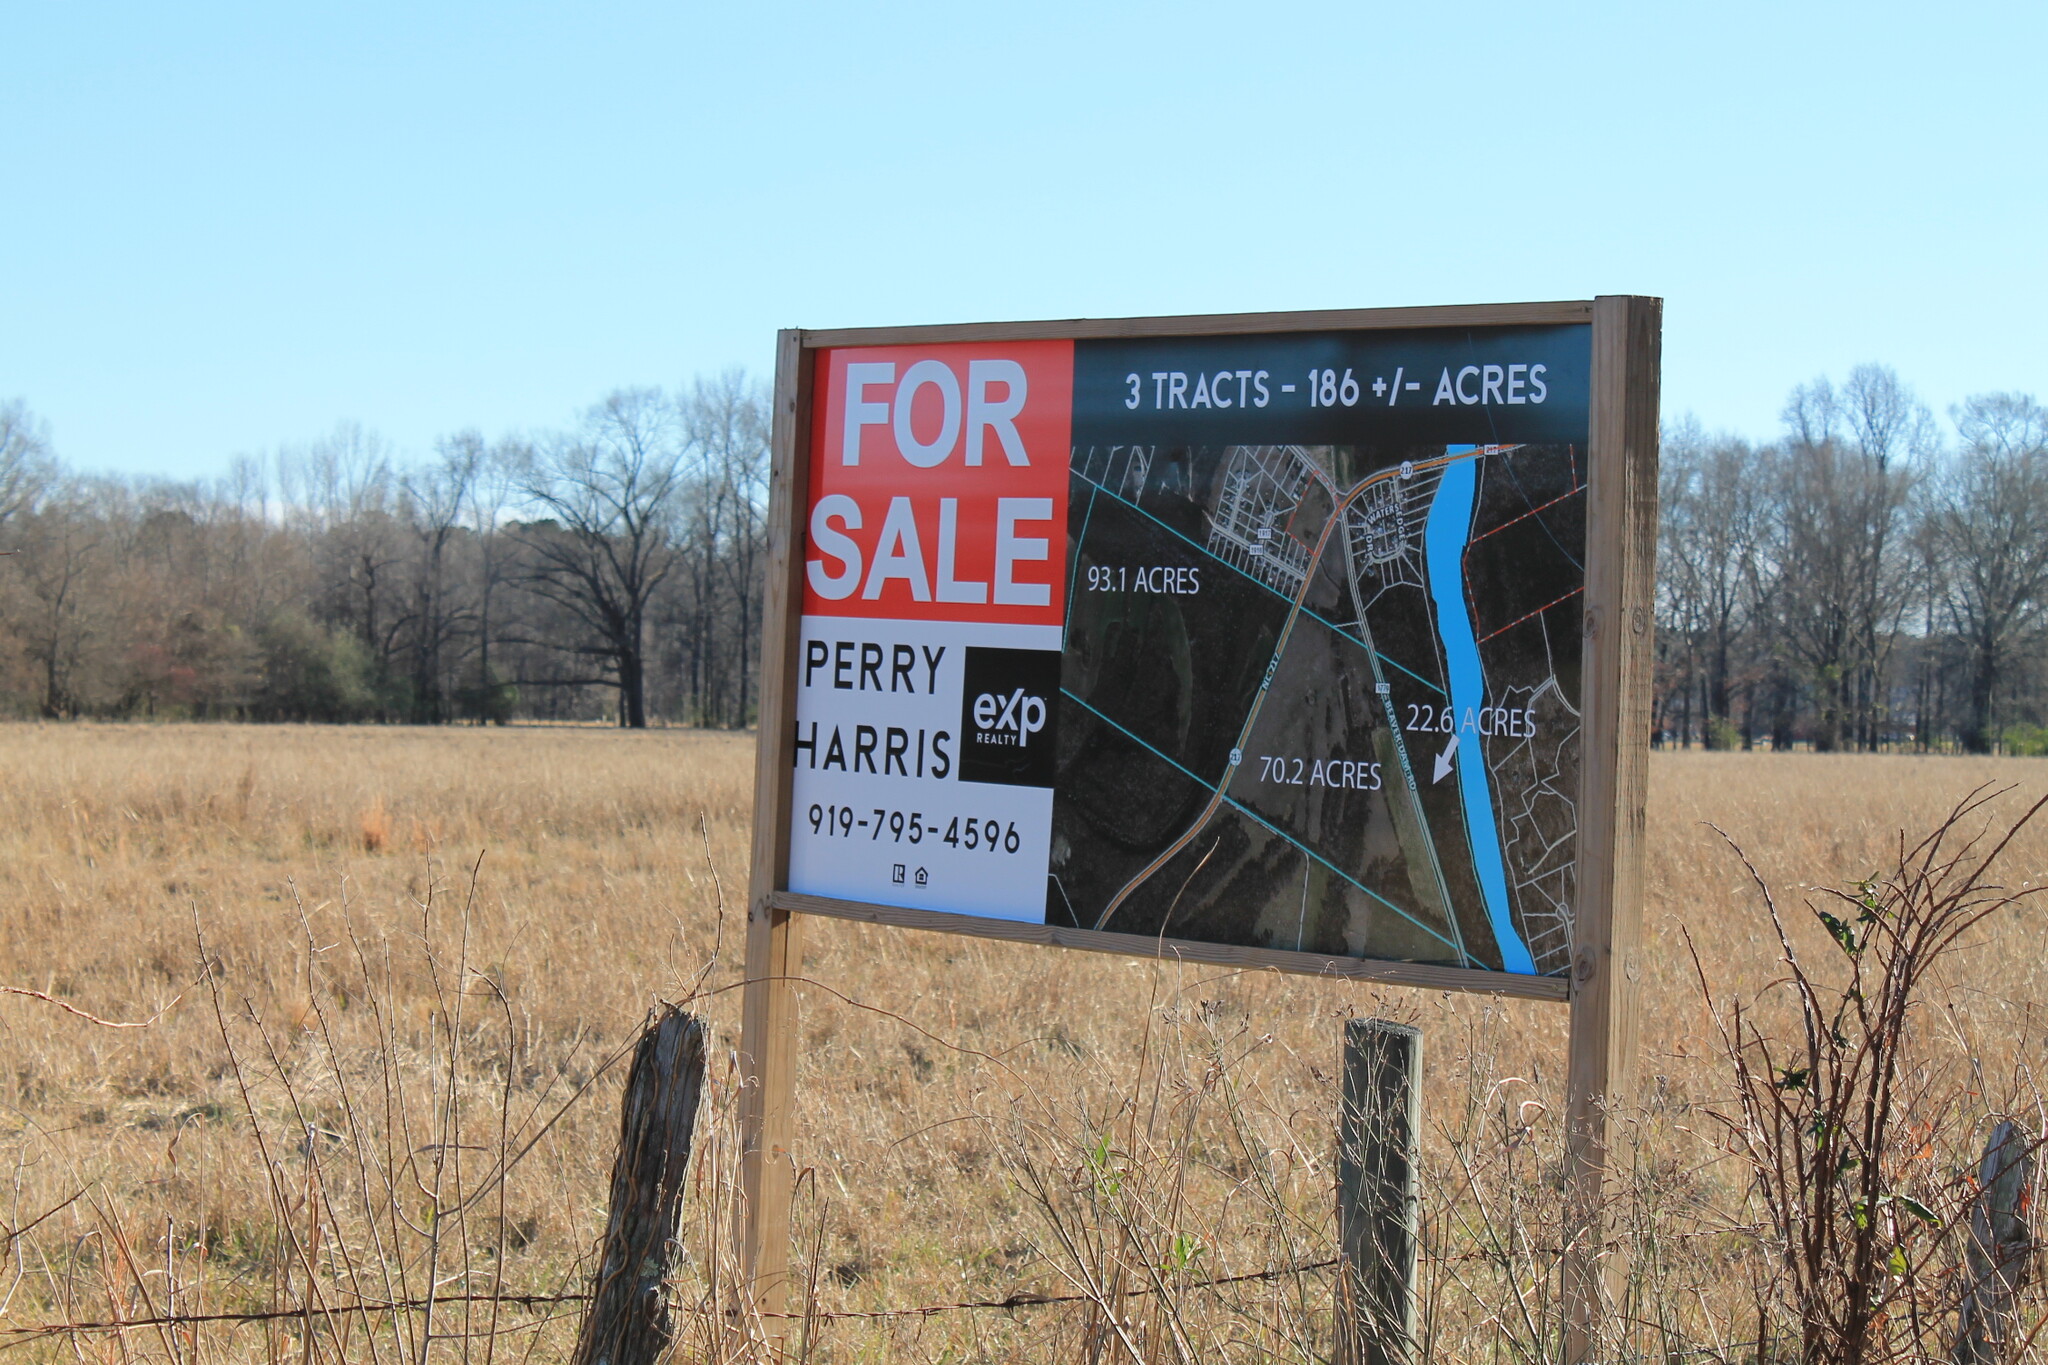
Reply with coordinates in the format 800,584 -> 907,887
744,328 -> 811,935
1337,1020 -> 1422,1365
1957,1119 -> 2034,1365
1561,295 -> 1661,1365
799,299 -> 1593,350
738,329 -> 812,1318
572,1008 -> 707,1365
770,892 -> 1570,1002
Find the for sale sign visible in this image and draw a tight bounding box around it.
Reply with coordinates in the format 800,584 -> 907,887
772,306 -> 1646,986
781,319 -> 1596,976
789,342 -> 1073,920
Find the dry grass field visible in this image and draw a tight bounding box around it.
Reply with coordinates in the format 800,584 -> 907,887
4,725 -> 2048,1363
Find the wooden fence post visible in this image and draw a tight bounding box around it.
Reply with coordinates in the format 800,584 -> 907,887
1337,1018 -> 1421,1365
571,1007 -> 708,1365
1956,1120 -> 2035,1365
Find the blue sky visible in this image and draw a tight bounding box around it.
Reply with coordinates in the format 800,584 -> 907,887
5,1 -> 2043,479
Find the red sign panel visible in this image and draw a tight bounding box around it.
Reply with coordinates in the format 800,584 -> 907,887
804,341 -> 1072,627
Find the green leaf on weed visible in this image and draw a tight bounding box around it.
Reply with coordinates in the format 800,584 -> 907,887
1086,1132 -> 1124,1197
1161,1233 -> 1203,1275
1818,910 -> 1861,956
1887,1194 -> 1941,1228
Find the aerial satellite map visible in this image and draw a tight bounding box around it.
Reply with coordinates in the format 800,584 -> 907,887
1048,329 -> 1591,976
1053,435 -> 1584,975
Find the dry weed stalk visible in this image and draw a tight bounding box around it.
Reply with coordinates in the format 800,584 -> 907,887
1695,786 -> 2048,1365
987,975 -> 1335,1364
1416,998 -> 1568,1365
0,857 -> 645,1363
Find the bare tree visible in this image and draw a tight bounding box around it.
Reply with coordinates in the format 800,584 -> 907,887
1660,420 -> 1769,746
463,436 -> 522,721
0,399 -> 52,534
1928,393 -> 2048,752
1771,370 -> 1923,750
396,432 -> 483,721
674,370 -> 769,726
113,481 -> 265,716
6,484 -> 108,716
512,390 -> 685,728
280,422 -> 405,685
1837,366 -> 1936,746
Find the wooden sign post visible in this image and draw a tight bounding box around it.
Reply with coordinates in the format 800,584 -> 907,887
740,299 -> 1660,1358
1562,295 -> 1660,1359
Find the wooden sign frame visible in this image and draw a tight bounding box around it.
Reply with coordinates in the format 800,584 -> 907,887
739,297 -> 1660,1359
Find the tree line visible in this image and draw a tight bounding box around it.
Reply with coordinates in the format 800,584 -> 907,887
1659,366 -> 2048,753
3,362 -> 2045,748
0,375 -> 768,728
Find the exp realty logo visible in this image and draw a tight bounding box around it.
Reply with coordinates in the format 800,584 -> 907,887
957,646 -> 1060,787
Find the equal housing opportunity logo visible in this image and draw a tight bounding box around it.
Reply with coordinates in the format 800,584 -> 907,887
957,646 -> 1060,788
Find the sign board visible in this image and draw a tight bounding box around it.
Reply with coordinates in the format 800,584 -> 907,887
776,317 -> 1603,988
741,299 -> 1660,1353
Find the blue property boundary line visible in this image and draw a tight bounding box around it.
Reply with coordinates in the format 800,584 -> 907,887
1059,686 -> 1466,960
1424,451 -> 1537,975
1067,470 -> 1447,700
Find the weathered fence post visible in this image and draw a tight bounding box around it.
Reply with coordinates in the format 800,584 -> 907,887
1956,1119 -> 2034,1365
1337,1018 -> 1421,1365
572,1006 -> 709,1365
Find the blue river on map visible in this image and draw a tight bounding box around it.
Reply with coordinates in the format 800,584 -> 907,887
1424,450 -> 1537,975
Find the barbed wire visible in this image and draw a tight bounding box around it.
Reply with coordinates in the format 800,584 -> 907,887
0,1243 -> 1652,1341
756,1255 -> 1341,1321
0,1293 -> 584,1342
0,1256 -> 1349,1341
0,1226 -> 1686,1348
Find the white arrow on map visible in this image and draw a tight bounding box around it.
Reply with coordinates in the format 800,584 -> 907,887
1432,734 -> 1458,784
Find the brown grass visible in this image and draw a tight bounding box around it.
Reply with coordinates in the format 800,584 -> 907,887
2,728 -> 2047,1362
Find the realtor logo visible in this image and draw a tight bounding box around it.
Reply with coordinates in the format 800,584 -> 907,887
972,688 -> 1046,746
958,646 -> 1061,787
